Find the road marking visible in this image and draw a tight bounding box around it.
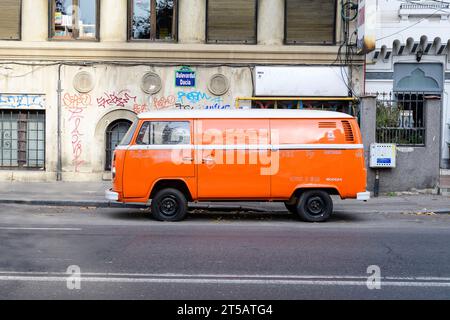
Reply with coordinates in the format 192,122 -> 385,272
0,227 -> 82,231
0,272 -> 449,287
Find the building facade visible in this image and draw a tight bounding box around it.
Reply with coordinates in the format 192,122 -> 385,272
365,0 -> 450,170
0,0 -> 362,182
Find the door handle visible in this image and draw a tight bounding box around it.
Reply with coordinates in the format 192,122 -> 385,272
182,157 -> 193,162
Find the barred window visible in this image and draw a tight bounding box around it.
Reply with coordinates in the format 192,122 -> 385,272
0,0 -> 21,40
285,0 -> 336,44
129,0 -> 177,41
207,0 -> 257,44
376,92 -> 426,146
50,0 -> 100,40
0,110 -> 45,169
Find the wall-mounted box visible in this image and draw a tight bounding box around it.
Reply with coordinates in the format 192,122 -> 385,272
254,66 -> 350,97
370,143 -> 396,168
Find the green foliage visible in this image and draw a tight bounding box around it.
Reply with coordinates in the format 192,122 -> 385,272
376,101 -> 400,128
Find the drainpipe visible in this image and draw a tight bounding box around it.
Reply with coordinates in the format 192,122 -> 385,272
56,64 -> 63,181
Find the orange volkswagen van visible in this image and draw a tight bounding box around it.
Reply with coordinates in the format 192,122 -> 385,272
106,109 -> 369,222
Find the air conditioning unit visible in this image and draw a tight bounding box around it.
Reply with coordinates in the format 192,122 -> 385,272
254,66 -> 351,97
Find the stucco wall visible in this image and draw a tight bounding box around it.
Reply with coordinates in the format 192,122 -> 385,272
360,96 -> 441,192
0,63 -> 254,181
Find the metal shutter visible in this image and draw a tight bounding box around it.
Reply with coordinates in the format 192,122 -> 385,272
207,0 -> 257,44
285,0 -> 336,44
0,0 -> 21,40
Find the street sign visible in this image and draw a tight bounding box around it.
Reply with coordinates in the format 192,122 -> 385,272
175,67 -> 196,87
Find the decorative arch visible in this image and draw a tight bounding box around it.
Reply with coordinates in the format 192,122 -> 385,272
93,109 -> 137,172
397,68 -> 439,91
394,63 -> 443,93
104,119 -> 132,171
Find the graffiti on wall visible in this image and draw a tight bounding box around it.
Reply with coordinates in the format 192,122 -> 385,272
153,95 -> 176,110
97,90 -> 148,114
97,90 -> 137,108
151,91 -> 231,110
0,94 -> 45,109
96,90 -> 230,113
63,93 -> 91,172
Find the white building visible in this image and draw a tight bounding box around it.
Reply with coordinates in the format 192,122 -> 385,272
365,0 -> 450,169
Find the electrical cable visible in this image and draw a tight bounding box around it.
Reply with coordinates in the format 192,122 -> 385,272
376,7 -> 448,41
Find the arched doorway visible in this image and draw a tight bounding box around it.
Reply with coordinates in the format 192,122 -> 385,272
105,119 -> 132,171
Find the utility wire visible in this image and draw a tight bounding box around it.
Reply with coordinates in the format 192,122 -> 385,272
376,7 -> 448,41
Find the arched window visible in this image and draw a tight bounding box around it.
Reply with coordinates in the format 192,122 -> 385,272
105,119 -> 132,171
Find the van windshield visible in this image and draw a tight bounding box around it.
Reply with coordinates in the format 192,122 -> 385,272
119,121 -> 138,146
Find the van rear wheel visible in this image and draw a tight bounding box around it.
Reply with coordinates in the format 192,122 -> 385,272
296,190 -> 333,222
151,188 -> 188,222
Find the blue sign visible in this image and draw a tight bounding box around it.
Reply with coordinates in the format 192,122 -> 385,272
175,67 -> 196,87
377,158 -> 391,164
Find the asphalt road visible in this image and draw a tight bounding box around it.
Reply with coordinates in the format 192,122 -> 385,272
0,203 -> 450,300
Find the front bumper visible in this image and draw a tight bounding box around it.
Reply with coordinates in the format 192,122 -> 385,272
105,189 -> 119,201
356,191 -> 371,201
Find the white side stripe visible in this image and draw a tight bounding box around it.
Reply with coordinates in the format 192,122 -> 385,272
119,144 -> 364,151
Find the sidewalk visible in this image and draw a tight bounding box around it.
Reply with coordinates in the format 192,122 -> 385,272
0,181 -> 449,214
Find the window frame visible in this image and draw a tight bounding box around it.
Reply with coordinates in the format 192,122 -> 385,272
0,0 -> 22,41
0,109 -> 46,170
127,0 -> 179,42
48,0 -> 101,42
205,0 -> 258,45
283,0 -> 337,45
135,120 -> 191,146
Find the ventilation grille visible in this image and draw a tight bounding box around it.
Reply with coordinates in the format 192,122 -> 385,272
208,74 -> 229,96
342,120 -> 354,142
318,121 -> 336,128
141,72 -> 162,94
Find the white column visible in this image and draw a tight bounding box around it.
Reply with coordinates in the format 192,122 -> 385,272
22,0 -> 48,41
258,0 -> 284,45
178,0 -> 206,43
100,0 -> 127,42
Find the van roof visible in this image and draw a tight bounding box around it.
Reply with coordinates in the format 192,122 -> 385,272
137,109 -> 354,119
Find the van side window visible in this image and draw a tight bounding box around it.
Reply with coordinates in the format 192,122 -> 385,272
136,121 -> 190,145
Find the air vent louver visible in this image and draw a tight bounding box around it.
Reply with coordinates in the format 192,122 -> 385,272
318,122 -> 336,128
342,120 -> 354,142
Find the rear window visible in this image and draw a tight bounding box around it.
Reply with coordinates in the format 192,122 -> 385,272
136,121 -> 191,145
119,121 -> 138,146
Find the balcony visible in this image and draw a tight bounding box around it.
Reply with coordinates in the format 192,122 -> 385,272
399,1 -> 450,21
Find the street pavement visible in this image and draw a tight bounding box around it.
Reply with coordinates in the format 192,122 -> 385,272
0,202 -> 450,299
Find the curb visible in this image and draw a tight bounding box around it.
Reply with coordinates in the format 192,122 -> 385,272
0,199 -> 146,209
0,199 -> 282,213
0,199 -> 448,215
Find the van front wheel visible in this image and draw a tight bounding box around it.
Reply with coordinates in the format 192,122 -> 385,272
151,188 -> 188,221
296,190 -> 333,222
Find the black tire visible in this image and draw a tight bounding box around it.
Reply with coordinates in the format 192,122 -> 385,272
151,188 -> 188,221
284,201 -> 297,213
296,190 -> 333,222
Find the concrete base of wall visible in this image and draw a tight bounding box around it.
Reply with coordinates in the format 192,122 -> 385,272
0,171 -> 57,182
360,96 -> 442,192
0,171 -> 108,182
